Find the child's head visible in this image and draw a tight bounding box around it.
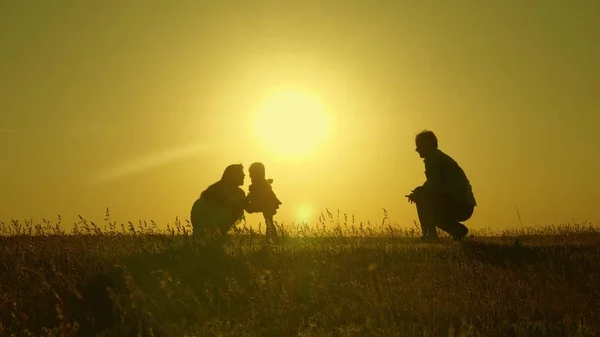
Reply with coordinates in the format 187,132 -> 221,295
249,162 -> 266,181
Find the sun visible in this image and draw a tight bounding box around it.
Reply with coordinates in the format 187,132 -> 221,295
253,91 -> 333,159
297,204 -> 313,224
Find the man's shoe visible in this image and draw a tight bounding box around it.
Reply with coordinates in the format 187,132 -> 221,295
421,235 -> 439,243
453,225 -> 469,241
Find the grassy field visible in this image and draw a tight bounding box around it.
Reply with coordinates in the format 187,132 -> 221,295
1,211 -> 599,337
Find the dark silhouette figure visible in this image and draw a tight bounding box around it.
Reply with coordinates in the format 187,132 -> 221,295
245,162 -> 282,240
190,164 -> 246,244
406,130 -> 477,241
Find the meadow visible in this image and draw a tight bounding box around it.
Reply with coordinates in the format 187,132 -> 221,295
1,210 -> 599,337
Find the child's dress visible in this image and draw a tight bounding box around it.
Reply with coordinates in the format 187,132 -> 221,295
246,178 -> 282,215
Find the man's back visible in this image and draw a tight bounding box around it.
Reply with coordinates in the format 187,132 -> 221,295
424,149 -> 477,206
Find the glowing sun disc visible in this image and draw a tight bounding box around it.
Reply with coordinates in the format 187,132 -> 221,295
253,91 -> 332,159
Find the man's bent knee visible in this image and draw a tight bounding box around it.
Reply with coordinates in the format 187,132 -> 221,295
454,203 -> 474,222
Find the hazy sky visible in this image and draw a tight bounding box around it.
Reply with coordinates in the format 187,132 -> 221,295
1,1 -> 599,230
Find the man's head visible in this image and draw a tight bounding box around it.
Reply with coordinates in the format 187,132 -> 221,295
221,164 -> 245,187
415,130 -> 438,158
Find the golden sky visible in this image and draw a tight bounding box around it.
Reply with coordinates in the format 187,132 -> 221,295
1,1 -> 599,230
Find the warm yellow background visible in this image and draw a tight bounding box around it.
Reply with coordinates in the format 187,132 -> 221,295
1,1 -> 598,230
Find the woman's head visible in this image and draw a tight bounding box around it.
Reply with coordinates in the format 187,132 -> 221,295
249,162 -> 266,180
221,164 -> 245,187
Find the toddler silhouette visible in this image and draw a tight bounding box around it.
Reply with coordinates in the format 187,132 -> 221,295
245,162 -> 282,240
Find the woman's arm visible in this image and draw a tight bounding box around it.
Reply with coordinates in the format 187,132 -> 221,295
229,188 -> 249,219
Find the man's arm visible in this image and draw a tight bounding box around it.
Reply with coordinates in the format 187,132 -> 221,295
423,157 -> 442,189
407,158 -> 442,203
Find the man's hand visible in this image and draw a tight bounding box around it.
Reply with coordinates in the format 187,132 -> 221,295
406,186 -> 423,204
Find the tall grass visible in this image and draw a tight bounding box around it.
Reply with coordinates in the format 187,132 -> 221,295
1,209 -> 599,336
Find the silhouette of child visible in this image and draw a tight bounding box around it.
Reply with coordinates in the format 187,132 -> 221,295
245,162 -> 282,240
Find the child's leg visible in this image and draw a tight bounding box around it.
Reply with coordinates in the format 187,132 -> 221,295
263,212 -> 277,238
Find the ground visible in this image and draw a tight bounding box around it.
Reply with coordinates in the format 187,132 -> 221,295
1,215 -> 599,337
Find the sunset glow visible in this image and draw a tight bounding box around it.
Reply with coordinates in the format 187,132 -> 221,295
1,1 -> 598,230
296,204 -> 313,224
253,91 -> 333,160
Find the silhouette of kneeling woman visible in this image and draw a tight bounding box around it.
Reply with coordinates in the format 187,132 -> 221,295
190,164 -> 246,244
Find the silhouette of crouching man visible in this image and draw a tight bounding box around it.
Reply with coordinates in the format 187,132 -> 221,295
407,131 -> 477,241
191,164 -> 247,246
